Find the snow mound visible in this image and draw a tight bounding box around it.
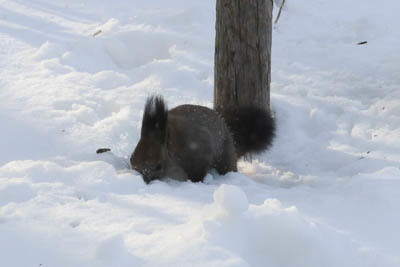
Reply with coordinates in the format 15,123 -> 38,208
103,30 -> 175,69
202,185 -> 369,267
213,184 -> 249,216
95,235 -> 143,267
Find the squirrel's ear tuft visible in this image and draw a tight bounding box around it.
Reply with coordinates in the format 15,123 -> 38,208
141,95 -> 168,142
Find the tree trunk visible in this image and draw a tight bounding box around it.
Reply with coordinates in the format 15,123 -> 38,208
214,0 -> 273,111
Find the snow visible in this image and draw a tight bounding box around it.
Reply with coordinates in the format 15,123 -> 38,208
0,0 -> 399,266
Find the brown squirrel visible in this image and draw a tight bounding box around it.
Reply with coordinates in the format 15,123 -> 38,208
130,95 -> 275,183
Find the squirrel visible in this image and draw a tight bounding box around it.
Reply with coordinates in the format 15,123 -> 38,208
130,95 -> 275,183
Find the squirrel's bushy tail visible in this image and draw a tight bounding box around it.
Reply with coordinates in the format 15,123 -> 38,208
221,106 -> 275,158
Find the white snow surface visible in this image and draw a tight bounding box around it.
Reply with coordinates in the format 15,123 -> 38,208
1,0 -> 399,266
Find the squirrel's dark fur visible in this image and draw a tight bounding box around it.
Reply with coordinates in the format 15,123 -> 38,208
130,95 -> 275,183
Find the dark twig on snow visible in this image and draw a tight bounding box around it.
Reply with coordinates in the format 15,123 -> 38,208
357,41 -> 368,45
93,30 -> 102,38
96,148 -> 111,154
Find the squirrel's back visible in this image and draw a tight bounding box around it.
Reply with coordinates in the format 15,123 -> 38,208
168,104 -> 230,157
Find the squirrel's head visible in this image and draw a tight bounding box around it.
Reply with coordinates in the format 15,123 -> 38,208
131,136 -> 167,183
131,95 -> 168,183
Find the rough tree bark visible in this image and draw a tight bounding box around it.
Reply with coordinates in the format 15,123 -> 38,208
214,0 -> 273,111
